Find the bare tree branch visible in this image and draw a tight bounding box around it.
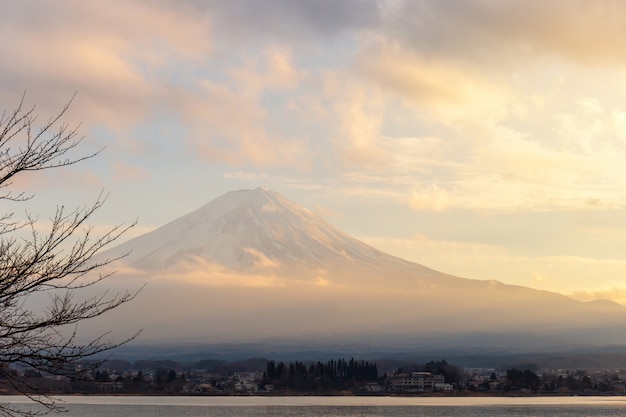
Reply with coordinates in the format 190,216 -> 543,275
0,93 -> 138,416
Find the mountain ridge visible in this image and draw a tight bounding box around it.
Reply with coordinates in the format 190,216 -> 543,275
105,187 -> 434,275
90,188 -> 626,349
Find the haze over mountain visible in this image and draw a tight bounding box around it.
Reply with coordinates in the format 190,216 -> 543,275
90,188 -> 626,353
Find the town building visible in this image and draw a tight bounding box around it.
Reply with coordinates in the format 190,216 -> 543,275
388,372 -> 445,392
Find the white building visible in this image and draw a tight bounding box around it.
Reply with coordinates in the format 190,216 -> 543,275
388,372 -> 446,392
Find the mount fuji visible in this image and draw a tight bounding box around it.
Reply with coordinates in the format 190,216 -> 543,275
104,187 -> 408,272
91,188 -> 626,353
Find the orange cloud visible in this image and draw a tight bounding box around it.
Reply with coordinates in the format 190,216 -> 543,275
0,1 -> 211,129
113,162 -> 148,182
568,287 -> 626,307
408,185 -> 450,212
388,1 -> 626,67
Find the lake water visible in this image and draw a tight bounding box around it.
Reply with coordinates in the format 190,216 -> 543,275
3,395 -> 626,416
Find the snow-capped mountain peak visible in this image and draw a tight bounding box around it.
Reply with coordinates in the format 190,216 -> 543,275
104,187 -> 400,272
90,188 -> 626,348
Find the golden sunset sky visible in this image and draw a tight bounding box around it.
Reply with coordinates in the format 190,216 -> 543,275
3,1 -> 626,304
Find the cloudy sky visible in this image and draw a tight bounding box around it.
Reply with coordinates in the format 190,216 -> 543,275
3,0 -> 626,304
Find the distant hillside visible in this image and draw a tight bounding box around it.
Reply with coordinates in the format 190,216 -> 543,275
86,188 -> 626,353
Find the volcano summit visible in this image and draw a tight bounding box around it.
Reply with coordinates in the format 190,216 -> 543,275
105,187 -> 407,272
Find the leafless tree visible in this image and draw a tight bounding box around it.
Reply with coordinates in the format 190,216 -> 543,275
0,94 -> 138,416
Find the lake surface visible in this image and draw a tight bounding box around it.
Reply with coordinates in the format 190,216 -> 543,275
3,395 -> 626,416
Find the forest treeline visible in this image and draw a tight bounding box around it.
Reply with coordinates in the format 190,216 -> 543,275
265,358 -> 379,390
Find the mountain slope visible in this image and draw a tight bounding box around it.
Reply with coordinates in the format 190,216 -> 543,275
104,187 -> 432,275
91,188 -> 626,348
